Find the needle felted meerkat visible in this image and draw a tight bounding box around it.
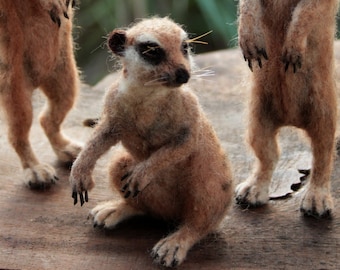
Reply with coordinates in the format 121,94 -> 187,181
70,17 -> 233,267
236,0 -> 339,218
0,0 -> 80,188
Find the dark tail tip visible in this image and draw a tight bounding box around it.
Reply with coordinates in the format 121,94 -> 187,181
83,118 -> 99,128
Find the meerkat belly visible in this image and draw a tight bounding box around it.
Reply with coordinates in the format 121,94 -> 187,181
255,0 -> 335,127
121,118 -> 185,160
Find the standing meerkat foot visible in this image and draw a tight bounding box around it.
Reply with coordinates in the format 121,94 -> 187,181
300,184 -> 334,219
23,163 -> 59,189
235,178 -> 270,207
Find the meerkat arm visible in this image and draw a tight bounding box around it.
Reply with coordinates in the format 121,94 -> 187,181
70,118 -> 120,205
282,0 -> 337,72
238,0 -> 267,70
288,0 -> 337,41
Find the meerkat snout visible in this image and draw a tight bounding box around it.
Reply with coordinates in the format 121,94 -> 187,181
174,67 -> 190,84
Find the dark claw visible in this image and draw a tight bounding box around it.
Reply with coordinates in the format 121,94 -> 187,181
284,61 -> 289,72
121,183 -> 129,192
121,172 -> 131,181
79,192 -> 84,206
85,190 -> 89,203
51,176 -> 59,184
247,59 -> 253,72
56,16 -> 61,27
262,49 -> 268,60
171,259 -> 179,268
133,190 -> 140,198
49,10 -> 61,27
124,191 -> 131,198
151,252 -> 159,260
257,58 -> 262,68
72,190 -> 78,205
243,55 -> 247,62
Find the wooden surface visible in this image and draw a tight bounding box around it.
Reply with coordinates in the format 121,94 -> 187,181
1,42 -> 340,269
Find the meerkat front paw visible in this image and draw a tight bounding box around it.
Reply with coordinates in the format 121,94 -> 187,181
120,165 -> 151,198
235,180 -> 270,207
89,200 -> 143,229
23,163 -> 59,189
281,46 -> 303,73
300,185 -> 334,219
239,29 -> 268,71
70,163 -> 94,206
39,0 -> 73,27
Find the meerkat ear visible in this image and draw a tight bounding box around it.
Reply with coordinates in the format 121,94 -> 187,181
108,30 -> 127,56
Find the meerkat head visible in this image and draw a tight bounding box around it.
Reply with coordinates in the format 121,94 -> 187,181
107,17 -> 193,88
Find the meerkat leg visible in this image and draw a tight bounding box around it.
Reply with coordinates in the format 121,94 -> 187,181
236,117 -> 279,206
301,122 -> 335,218
151,156 -> 231,267
39,59 -> 81,163
1,81 -> 58,188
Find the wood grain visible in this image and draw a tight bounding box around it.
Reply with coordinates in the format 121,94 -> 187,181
1,43 -> 340,270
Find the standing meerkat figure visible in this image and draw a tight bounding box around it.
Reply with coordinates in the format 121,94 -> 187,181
70,17 -> 233,267
0,0 -> 80,188
236,0 -> 339,218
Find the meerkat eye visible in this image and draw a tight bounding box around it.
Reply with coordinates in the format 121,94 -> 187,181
181,42 -> 191,56
137,42 -> 166,65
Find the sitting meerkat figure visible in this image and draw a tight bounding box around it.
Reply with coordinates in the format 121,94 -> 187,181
70,17 -> 233,267
236,0 -> 339,218
0,0 -> 80,188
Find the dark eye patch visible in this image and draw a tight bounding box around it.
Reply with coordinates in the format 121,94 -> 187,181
137,42 -> 166,65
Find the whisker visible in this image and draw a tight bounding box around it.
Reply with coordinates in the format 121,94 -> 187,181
192,66 -> 215,77
187,30 -> 213,45
144,76 -> 168,86
143,46 -> 161,54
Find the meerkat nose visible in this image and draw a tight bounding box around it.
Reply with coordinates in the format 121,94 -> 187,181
175,68 -> 190,84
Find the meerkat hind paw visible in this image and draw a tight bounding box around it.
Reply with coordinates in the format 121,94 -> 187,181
89,201 -> 143,229
235,181 -> 269,207
54,142 -> 82,163
300,188 -> 334,219
23,164 -> 58,189
151,234 -> 192,267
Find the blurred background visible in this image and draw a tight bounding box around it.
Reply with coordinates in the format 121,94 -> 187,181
74,0 -> 239,85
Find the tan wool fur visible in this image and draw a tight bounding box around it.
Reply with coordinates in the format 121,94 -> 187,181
70,17 -> 233,267
236,0 -> 339,218
0,0 -> 80,188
